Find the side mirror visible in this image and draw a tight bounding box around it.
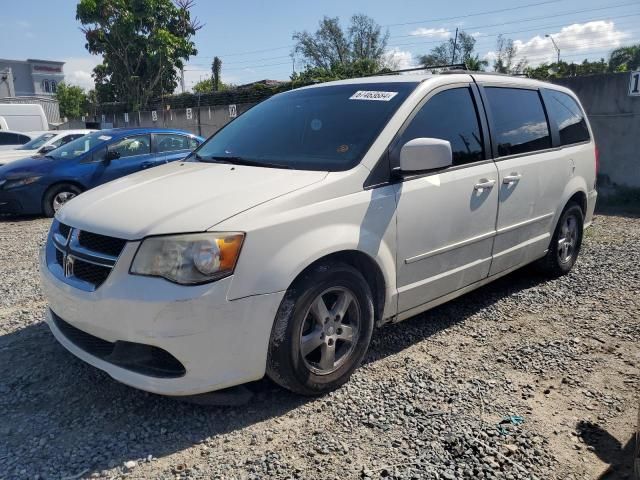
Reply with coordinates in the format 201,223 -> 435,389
39,145 -> 56,154
105,150 -> 121,163
398,138 -> 452,173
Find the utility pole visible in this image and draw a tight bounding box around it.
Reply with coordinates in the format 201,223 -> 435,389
451,27 -> 459,64
180,67 -> 185,94
545,34 -> 560,64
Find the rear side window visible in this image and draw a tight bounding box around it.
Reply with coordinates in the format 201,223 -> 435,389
485,87 -> 551,156
544,90 -> 590,145
0,132 -> 29,145
155,134 -> 198,153
393,87 -> 485,166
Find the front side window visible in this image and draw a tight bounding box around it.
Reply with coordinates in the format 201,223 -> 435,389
544,90 -> 590,146
50,134 -> 85,149
109,135 -> 151,159
392,87 -> 485,166
194,82 -> 418,171
155,134 -> 196,153
485,87 -> 551,157
17,133 -> 56,150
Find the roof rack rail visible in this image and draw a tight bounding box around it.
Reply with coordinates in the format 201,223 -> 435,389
370,63 -> 468,76
441,69 -> 530,78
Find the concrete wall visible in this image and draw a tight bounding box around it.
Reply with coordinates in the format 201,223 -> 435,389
552,73 -> 640,189
63,103 -> 256,138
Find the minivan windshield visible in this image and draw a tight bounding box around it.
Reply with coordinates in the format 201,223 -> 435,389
17,133 -> 56,150
47,131 -> 113,160
194,82 -> 418,171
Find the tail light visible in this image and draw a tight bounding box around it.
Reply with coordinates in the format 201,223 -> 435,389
594,145 -> 600,177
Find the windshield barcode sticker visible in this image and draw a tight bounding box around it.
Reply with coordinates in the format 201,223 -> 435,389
349,90 -> 398,101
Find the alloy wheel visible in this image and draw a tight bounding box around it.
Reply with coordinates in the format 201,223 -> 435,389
299,286 -> 361,375
53,192 -> 77,212
557,214 -> 578,264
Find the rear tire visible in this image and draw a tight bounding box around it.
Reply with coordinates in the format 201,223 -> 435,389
535,202 -> 584,277
266,261 -> 374,396
43,183 -> 82,218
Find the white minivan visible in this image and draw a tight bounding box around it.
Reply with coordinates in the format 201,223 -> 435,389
40,73 -> 597,396
0,104 -> 48,132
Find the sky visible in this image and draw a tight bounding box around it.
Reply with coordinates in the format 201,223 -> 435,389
0,0 -> 637,92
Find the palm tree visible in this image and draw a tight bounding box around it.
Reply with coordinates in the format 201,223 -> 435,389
465,54 -> 489,71
608,45 -> 640,72
211,56 -> 222,92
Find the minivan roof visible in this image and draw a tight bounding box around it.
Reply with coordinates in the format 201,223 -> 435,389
298,72 -> 564,93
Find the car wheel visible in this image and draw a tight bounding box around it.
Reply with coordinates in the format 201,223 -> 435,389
43,183 -> 82,218
266,261 -> 374,396
535,202 -> 584,277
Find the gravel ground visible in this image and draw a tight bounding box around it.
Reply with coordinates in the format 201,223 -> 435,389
0,213 -> 638,480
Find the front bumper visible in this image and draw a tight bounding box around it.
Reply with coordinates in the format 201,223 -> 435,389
0,183 -> 46,215
40,241 -> 285,396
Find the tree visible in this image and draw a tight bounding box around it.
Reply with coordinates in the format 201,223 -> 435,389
419,30 -> 488,71
76,0 -> 202,110
608,45 -> 640,72
211,56 -> 222,92
420,30 -> 484,69
55,83 -> 88,119
493,35 -> 527,74
192,77 -> 231,93
526,59 -> 608,80
291,58 -> 390,85
293,15 -> 389,70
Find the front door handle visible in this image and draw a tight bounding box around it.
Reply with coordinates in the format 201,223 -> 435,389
474,179 -> 496,190
503,173 -> 522,184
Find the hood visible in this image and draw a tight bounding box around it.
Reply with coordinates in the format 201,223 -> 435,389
0,155 -> 53,176
57,161 -> 328,239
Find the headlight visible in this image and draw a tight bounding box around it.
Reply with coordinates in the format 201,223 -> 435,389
130,232 -> 244,285
2,176 -> 42,190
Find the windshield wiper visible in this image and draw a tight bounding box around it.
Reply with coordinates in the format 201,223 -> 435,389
204,155 -> 291,169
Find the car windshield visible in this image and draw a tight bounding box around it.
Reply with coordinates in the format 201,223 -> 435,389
17,133 -> 56,150
47,131 -> 113,160
194,82 -> 418,171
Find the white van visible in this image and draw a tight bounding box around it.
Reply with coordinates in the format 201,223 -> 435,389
0,104 -> 48,132
40,72 -> 597,397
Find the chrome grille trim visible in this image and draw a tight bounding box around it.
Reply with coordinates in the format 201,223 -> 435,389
47,221 -> 127,292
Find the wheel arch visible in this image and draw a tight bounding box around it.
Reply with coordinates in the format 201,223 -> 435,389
287,249 -> 388,326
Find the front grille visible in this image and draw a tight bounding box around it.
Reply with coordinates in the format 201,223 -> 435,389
78,231 -> 127,257
55,248 -> 64,266
52,311 -> 186,378
73,259 -> 111,286
48,220 -> 127,291
58,222 -> 71,240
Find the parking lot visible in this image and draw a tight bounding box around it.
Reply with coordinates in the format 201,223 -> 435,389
0,213 -> 638,479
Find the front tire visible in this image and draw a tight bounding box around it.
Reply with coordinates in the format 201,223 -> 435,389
536,202 -> 584,277
43,183 -> 82,218
266,261 -> 374,396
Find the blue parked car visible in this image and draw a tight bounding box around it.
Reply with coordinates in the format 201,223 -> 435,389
0,128 -> 204,217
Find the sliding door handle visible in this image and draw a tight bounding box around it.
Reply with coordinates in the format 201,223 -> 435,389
474,179 -> 496,190
503,173 -> 522,184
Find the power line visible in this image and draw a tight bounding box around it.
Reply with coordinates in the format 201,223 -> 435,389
383,0 -> 564,27
388,14 -> 640,52
387,0 -> 639,40
189,0 -> 630,60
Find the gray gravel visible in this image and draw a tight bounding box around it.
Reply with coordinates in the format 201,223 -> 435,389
0,214 -> 638,480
